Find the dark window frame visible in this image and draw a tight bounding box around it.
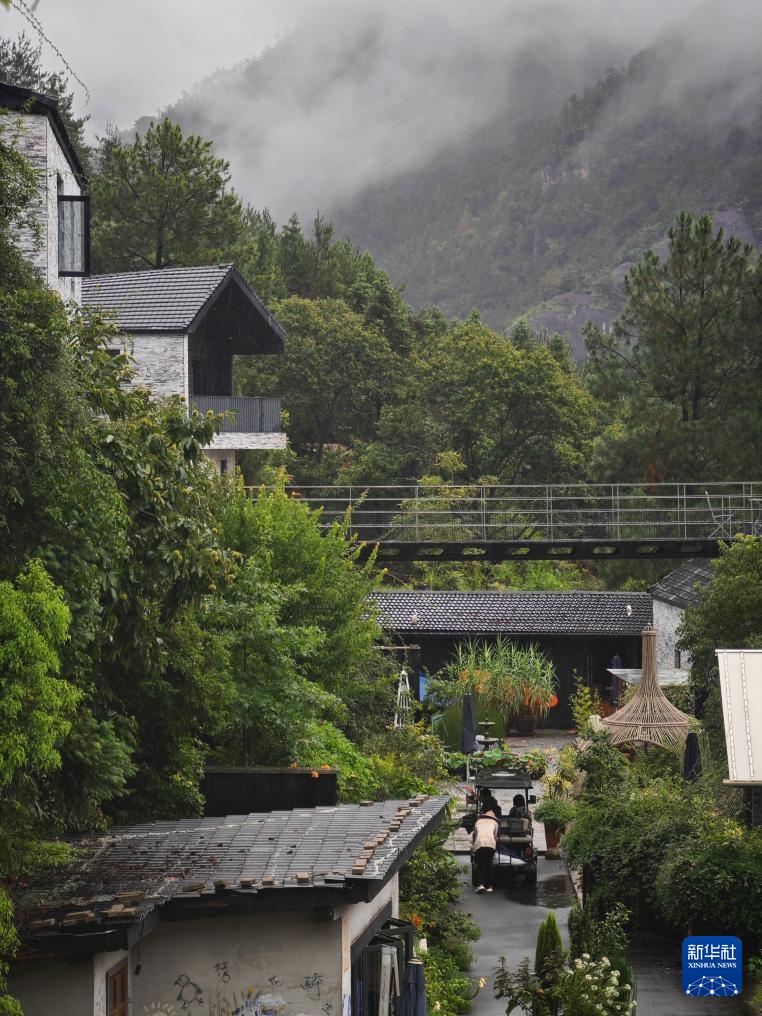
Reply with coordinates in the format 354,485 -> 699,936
57,194 -> 91,277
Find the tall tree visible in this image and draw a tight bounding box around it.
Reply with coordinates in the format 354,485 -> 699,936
90,118 -> 246,272
585,212 -> 762,481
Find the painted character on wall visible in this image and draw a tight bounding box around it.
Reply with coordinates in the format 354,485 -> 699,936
175,974 -> 204,1010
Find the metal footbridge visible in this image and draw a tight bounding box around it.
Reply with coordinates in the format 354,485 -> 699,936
275,482 -> 762,562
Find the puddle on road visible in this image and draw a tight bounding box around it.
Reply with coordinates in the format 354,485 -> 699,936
502,873 -> 575,909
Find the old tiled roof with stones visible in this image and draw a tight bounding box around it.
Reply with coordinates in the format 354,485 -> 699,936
371,590 -> 652,635
14,797 -> 447,937
650,558 -> 713,610
82,264 -> 285,341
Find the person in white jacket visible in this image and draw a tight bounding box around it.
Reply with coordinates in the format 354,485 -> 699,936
471,808 -> 499,892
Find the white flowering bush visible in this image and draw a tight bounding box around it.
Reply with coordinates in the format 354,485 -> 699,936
558,954 -> 635,1016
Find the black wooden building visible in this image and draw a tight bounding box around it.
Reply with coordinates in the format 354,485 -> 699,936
371,590 -> 651,728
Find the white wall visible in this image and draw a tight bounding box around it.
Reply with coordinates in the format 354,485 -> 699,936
132,910 -> 343,1016
653,598 -> 691,669
0,110 -> 82,303
119,333 -> 189,398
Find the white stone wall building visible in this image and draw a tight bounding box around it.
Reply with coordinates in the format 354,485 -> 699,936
650,558 -> 713,670
1,81 -> 88,302
83,264 -> 287,474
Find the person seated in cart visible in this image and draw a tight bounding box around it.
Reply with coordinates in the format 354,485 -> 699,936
471,806 -> 499,893
508,794 -> 528,819
478,786 -> 502,819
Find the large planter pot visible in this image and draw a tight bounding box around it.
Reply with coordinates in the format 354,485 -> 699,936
544,822 -> 565,850
516,712 -> 538,736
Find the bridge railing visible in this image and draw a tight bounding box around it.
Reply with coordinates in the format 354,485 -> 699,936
270,482 -> 762,544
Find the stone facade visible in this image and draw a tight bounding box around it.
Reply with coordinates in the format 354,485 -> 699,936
653,597 -> 691,669
1,110 -> 82,303
117,332 -> 189,398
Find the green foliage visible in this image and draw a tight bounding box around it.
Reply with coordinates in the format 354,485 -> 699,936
91,118 -> 246,272
680,536 -> 762,760
586,212 -> 762,481
0,890 -> 21,1016
364,724 -> 449,798
533,799 -> 577,826
399,829 -> 480,951
294,720 -> 379,802
573,732 -> 627,796
535,912 -> 563,981
567,902 -> 630,963
451,639 -> 557,720
654,820 -> 762,943
569,676 -> 602,734
238,296 -> 399,463
0,562 -> 78,864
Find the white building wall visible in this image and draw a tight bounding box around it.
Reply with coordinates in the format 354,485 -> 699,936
0,110 -> 82,303
653,598 -> 691,669
119,332 -> 189,397
131,911 -> 343,1016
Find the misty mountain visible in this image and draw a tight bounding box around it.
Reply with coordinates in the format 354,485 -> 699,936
161,3 -> 762,348
329,48 -> 762,348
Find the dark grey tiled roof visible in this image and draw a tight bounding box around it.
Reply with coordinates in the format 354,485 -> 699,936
371,590 -> 652,635
650,558 -> 713,609
83,264 -> 231,331
15,797 -> 447,933
83,265 -> 285,346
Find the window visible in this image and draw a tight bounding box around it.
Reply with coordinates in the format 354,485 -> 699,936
219,458 -> 228,475
674,648 -> 681,668
107,960 -> 128,1016
351,915 -> 414,1016
58,195 -> 90,277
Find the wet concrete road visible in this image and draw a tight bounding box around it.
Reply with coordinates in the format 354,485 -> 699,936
457,858 -> 746,1016
457,856 -> 574,1016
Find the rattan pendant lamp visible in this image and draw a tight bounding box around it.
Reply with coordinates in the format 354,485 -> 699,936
601,627 -> 691,751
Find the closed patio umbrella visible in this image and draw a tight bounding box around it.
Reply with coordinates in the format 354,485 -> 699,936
400,959 -> 428,1016
461,693 -> 477,755
683,731 -> 702,781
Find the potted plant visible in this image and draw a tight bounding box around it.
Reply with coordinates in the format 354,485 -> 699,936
512,645 -> 558,736
534,798 -> 577,850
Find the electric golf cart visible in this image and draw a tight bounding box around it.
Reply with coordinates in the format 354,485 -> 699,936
463,770 -> 538,885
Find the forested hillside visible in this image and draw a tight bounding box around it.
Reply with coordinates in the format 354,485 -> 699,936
158,27 -> 762,349
331,47 -> 762,343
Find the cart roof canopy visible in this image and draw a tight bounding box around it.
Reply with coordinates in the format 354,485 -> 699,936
475,770 -> 534,790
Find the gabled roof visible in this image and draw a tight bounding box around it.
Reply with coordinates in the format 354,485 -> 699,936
0,81 -> 87,184
371,590 -> 652,636
14,797 -> 447,942
650,558 -> 712,609
82,264 -> 285,350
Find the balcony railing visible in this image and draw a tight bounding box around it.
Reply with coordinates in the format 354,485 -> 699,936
190,395 -> 281,433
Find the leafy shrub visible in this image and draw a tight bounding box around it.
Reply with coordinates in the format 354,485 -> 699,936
422,946 -> 474,1016
294,719 -> 380,802
654,818 -> 762,946
365,723 -> 449,798
570,675 -> 603,734
533,798 -> 577,826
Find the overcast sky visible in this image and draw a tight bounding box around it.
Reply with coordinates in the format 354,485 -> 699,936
1,0 -> 315,137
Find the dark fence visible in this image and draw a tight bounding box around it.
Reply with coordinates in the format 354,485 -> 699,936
191,395 -> 281,433
202,766 -> 338,816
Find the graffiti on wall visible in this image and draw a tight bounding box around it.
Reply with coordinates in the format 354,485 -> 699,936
144,962 -> 335,1016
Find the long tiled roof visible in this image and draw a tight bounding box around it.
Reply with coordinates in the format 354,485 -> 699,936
82,265 -> 285,345
650,558 -> 712,609
371,590 -> 652,635
15,797 -> 447,935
